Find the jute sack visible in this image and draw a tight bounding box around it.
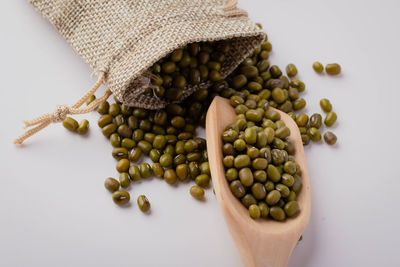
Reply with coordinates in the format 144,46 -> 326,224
15,0 -> 264,144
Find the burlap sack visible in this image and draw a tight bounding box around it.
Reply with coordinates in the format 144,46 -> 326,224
29,0 -> 265,109
15,0 -> 264,144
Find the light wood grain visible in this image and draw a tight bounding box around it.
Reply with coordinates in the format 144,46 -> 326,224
206,97 -> 311,267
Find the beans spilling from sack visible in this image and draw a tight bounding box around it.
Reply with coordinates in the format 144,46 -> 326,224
63,24 -> 339,217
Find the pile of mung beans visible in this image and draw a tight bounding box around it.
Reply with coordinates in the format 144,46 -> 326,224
98,91 -> 214,210
222,100 -> 302,221
63,23 -> 339,217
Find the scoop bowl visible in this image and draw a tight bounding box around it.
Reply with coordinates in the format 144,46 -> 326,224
206,96 -> 311,267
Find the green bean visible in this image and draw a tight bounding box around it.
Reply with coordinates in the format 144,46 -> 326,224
239,168 -> 254,187
296,114 -> 309,127
62,117 -> 79,132
270,206 -> 286,221
116,159 -> 130,173
324,131 -> 337,145
312,61 -> 323,73
286,64 -> 298,77
137,195 -> 151,212
119,172 -> 131,188
307,127 -> 322,142
176,164 -> 188,180
139,163 -> 152,178
324,112 -> 337,127
164,169 -> 177,184
104,177 -> 120,192
97,101 -> 110,115
112,191 -> 130,205
284,201 -> 299,217
249,204 -> 261,219
320,98 -> 332,112
325,63 -> 341,75
190,185 -> 205,199
309,113 -> 322,129
195,174 -> 210,188
77,119 -> 89,134
152,163 -> 164,178
129,165 -> 141,181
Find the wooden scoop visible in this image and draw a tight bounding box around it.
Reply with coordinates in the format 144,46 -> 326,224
206,97 -> 311,267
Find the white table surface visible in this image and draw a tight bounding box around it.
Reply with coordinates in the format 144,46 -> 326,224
1,0 -> 400,266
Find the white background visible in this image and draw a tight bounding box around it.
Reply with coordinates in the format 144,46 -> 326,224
1,0 -> 399,266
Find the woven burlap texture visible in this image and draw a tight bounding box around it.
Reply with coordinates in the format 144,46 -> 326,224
29,0 -> 265,109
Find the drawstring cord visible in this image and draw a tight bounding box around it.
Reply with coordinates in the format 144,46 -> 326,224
14,72 -> 111,145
